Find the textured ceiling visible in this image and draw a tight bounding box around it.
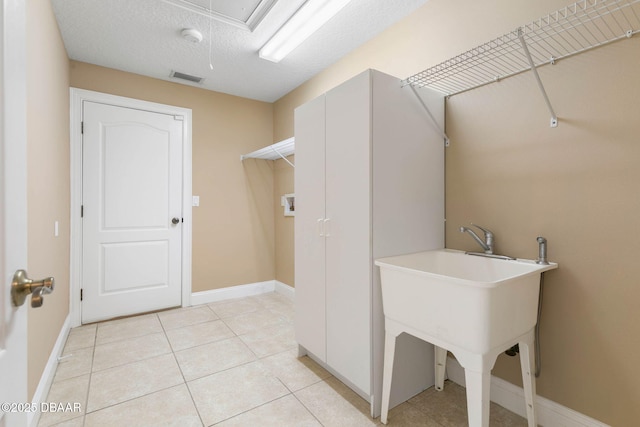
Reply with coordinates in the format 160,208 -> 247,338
51,0 -> 428,102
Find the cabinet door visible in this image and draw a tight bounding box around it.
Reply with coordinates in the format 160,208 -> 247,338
294,95 -> 327,361
325,71 -> 372,394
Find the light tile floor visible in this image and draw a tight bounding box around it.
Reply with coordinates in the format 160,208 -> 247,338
38,292 -> 527,427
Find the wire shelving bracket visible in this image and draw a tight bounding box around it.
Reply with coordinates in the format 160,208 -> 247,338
403,0 -> 640,128
408,85 -> 451,146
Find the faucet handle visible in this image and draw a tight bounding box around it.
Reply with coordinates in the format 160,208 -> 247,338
471,223 -> 493,238
471,223 -> 494,252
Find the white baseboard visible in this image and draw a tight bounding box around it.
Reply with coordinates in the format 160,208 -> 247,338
29,314 -> 72,427
190,280 -> 279,305
445,357 -> 609,427
274,280 -> 294,300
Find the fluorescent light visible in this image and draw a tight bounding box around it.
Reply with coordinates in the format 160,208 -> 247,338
259,0 -> 352,63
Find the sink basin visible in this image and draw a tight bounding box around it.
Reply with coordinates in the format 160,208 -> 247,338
376,248 -> 558,427
375,248 -> 558,357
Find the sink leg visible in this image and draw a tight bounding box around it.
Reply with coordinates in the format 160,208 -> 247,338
519,332 -> 538,427
464,369 -> 491,427
380,330 -> 397,425
434,346 -> 447,391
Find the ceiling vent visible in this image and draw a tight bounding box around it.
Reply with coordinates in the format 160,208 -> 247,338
170,70 -> 204,84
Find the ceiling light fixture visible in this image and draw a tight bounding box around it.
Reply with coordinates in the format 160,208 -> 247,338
259,0 -> 352,63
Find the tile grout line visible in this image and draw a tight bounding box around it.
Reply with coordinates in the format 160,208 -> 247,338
84,312 -> 200,423
290,380 -> 330,427
91,312 -> 173,373
179,303 -> 275,425
158,310 -> 207,427
158,304 -> 222,333
192,300 -> 266,426
208,392 -> 293,426
198,296 -> 300,425
77,324 -> 98,427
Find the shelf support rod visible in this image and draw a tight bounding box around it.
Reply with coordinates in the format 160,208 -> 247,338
408,85 -> 451,146
271,145 -> 295,168
518,29 -> 558,128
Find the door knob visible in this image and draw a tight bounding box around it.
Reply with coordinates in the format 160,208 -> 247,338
11,270 -> 55,308
171,217 -> 180,225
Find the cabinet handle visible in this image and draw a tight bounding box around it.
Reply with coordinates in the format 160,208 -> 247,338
324,218 -> 331,237
317,218 -> 324,237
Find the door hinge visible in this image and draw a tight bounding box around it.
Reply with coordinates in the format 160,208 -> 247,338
80,289 -> 83,301
81,121 -> 84,134
81,205 -> 84,218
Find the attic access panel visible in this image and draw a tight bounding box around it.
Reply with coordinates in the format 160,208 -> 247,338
162,0 -> 277,31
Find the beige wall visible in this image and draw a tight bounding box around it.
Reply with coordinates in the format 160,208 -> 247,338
445,42 -> 640,424
26,0 -> 71,399
70,62 -> 275,292
274,156 -> 294,286
273,0 -> 640,424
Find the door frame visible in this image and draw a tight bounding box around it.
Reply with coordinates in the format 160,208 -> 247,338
69,88 -> 193,327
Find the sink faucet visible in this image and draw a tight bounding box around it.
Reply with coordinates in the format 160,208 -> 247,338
459,224 -> 494,254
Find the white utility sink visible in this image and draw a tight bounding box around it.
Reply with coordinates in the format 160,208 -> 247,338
375,249 -> 557,427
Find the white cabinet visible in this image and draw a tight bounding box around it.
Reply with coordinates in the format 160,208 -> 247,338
294,69 -> 445,416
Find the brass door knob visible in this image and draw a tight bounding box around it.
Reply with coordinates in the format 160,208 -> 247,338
11,270 -> 55,308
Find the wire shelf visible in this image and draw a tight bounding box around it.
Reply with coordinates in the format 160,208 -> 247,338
241,137 -> 295,167
403,0 -> 640,96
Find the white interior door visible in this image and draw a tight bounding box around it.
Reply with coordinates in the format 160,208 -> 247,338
81,101 -> 183,323
1,0 -> 28,424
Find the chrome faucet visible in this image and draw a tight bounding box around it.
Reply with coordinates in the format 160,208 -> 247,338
459,224 -> 494,254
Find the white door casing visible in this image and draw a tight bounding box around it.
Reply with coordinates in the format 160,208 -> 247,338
70,89 -> 192,326
81,102 -> 183,323
1,0 -> 29,424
